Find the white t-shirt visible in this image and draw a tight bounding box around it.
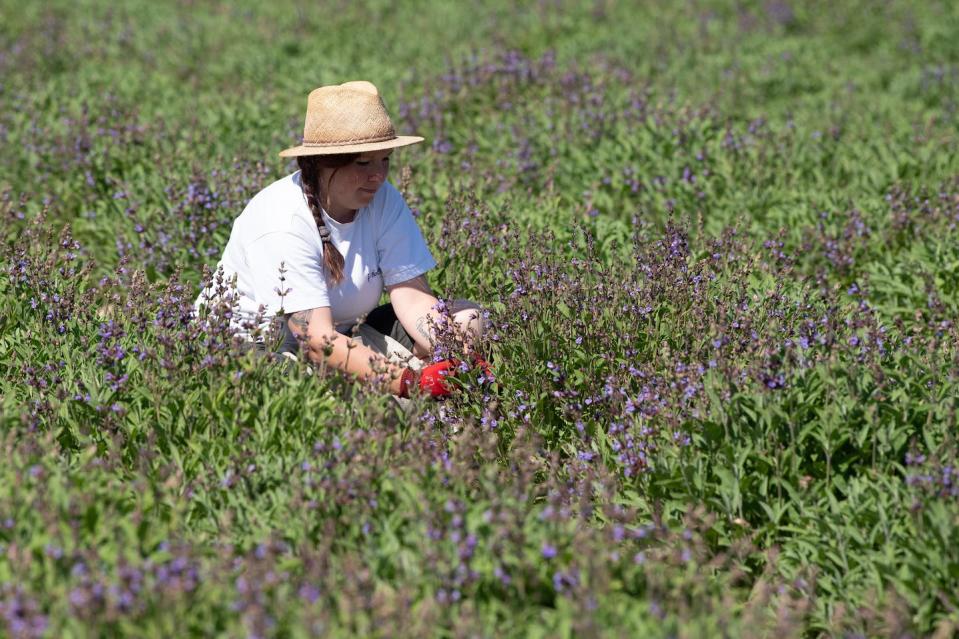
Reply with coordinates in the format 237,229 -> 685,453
195,171 -> 436,335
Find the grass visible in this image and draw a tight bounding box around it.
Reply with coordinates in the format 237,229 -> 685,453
1,0 -> 959,636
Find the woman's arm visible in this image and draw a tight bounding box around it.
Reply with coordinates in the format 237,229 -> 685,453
287,306 -> 409,395
388,275 -> 486,358
386,274 -> 441,358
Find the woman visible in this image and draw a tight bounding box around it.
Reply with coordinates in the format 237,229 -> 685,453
195,81 -> 486,398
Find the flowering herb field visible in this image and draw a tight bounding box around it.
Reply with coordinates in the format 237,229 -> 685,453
2,0 -> 959,636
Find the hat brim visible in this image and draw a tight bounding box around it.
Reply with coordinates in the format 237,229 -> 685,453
279,135 -> 424,158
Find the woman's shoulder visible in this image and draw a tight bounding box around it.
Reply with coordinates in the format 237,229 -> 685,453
235,172 -> 311,238
247,172 -> 304,208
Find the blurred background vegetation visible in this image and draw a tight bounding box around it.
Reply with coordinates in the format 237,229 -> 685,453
1,1 -> 958,636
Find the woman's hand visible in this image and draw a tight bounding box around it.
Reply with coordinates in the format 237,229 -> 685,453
398,360 -> 456,398
400,360 -> 456,398
400,355 -> 494,399
470,352 -> 494,384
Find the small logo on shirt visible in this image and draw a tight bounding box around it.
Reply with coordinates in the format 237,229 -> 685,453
367,267 -> 383,282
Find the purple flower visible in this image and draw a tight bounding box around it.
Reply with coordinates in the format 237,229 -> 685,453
552,569 -> 579,594
298,584 -> 320,604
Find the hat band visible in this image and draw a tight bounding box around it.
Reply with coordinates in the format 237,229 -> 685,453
302,134 -> 396,148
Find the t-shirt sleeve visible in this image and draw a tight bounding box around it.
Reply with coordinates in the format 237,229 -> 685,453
376,186 -> 437,286
245,231 -> 330,315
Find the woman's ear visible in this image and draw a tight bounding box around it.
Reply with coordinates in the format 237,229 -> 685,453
319,168 -> 333,209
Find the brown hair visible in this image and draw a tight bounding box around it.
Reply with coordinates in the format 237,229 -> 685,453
297,154 -> 359,284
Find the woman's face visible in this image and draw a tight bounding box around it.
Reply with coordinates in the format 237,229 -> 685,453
322,149 -> 392,220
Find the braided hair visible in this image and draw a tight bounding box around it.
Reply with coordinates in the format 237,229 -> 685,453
297,154 -> 359,284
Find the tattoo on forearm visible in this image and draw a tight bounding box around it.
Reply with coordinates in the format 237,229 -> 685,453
288,310 -> 311,335
415,316 -> 432,342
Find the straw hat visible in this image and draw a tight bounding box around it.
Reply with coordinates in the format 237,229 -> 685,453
279,81 -> 424,157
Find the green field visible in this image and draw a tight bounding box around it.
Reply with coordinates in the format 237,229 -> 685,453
2,0 -> 958,636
